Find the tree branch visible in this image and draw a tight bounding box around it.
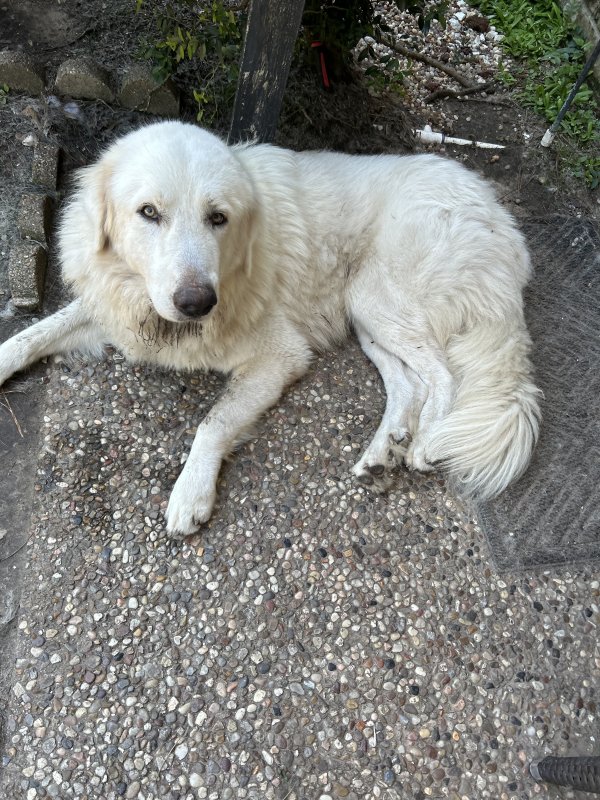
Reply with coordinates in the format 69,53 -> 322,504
424,80 -> 497,103
374,32 -> 475,88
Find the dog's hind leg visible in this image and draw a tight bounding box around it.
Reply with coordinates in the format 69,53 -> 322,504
352,324 -> 425,490
348,291 -> 455,475
0,299 -> 106,387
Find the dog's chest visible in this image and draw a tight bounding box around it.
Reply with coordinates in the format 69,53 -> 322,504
108,309 -> 261,374
107,317 -> 213,372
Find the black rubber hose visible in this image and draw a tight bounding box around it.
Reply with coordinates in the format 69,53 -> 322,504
530,756 -> 600,794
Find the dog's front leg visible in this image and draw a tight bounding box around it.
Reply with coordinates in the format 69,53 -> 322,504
0,299 -> 106,386
166,351 -> 309,536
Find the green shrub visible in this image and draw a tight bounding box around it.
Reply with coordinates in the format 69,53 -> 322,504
477,0 -> 599,186
136,0 -> 243,122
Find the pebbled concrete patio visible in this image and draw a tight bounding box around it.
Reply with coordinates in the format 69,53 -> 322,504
1,338 -> 599,799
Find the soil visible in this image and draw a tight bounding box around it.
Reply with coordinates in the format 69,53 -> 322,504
0,0 -> 597,221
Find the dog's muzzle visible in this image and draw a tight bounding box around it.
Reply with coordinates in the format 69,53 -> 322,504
172,285 -> 217,319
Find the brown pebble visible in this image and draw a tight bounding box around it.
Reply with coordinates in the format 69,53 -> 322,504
464,14 -> 490,32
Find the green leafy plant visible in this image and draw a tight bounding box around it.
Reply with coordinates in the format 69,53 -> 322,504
411,1 -> 450,34
300,0 -> 380,84
569,153 -> 600,190
361,53 -> 408,97
136,0 -> 243,121
477,0 -> 599,186
136,0 -> 449,119
302,0 -> 378,56
478,0 -> 568,58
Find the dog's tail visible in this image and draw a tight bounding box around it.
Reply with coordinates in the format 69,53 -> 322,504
425,319 -> 542,499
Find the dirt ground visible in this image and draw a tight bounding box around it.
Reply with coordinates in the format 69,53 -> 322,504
0,0 -> 598,213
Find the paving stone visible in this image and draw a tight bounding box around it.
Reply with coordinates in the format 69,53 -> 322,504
55,58 -> 114,102
0,51 -> 45,94
119,64 -> 179,116
8,241 -> 47,310
17,193 -> 52,243
31,143 -> 61,190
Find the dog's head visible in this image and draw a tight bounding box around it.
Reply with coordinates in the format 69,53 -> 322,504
64,121 -> 257,324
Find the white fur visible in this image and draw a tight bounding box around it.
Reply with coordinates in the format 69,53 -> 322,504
0,121 -> 541,535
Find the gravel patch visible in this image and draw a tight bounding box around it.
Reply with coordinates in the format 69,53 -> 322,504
1,340 -> 599,799
358,0 -> 508,131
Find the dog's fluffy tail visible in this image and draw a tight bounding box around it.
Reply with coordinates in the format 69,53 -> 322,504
426,319 -> 542,499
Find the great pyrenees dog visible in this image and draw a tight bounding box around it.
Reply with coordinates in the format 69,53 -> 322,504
0,121 -> 541,535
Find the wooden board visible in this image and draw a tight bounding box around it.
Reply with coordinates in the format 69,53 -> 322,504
228,0 -> 305,143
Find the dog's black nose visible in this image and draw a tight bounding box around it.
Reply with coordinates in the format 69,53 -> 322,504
172,286 -> 217,318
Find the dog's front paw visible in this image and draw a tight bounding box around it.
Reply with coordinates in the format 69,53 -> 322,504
166,470 -> 216,537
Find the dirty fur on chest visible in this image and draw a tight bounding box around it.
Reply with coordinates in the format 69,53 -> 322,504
135,311 -> 204,351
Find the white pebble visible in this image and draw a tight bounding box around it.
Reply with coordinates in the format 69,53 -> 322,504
175,744 -> 188,760
190,772 -> 202,788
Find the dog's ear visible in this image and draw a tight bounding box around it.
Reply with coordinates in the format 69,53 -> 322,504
78,158 -> 115,252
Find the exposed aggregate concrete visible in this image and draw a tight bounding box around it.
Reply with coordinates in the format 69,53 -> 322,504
31,144 -> 60,192
1,341 -> 599,799
17,193 -> 52,243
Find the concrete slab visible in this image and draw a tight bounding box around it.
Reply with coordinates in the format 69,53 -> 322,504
7,242 -> 47,310
55,58 -> 114,103
0,364 -> 47,773
17,193 -> 52,243
31,144 -> 60,191
0,343 -> 599,799
119,65 -> 180,116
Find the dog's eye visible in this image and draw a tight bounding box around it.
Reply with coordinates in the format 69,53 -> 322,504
139,204 -> 160,222
209,211 -> 227,227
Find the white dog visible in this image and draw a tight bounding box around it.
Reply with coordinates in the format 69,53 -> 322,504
0,121 -> 541,535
